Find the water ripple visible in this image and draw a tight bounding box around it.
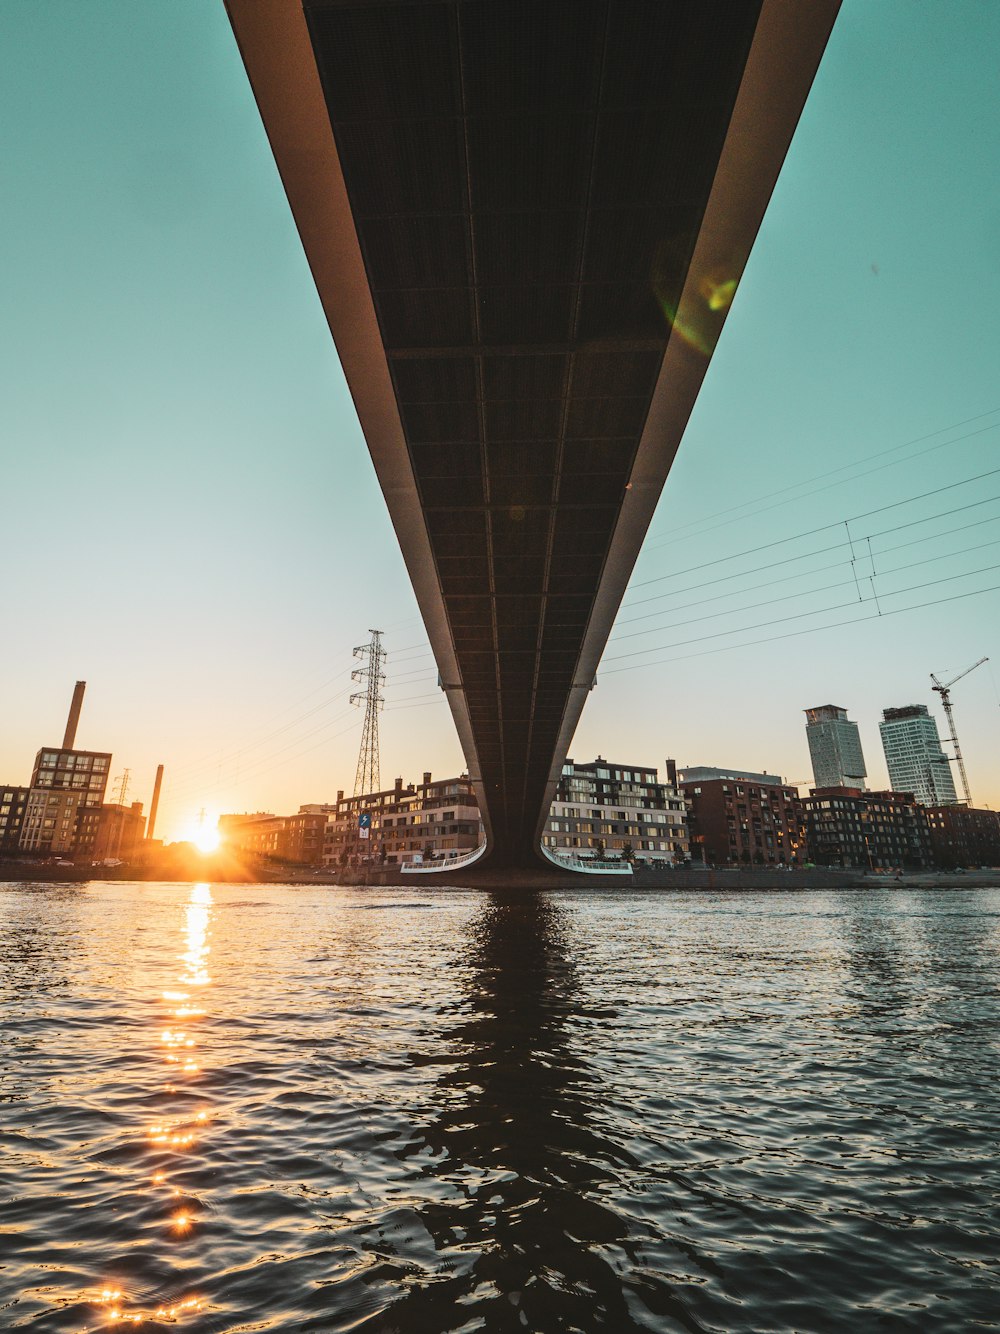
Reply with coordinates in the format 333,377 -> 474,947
0,883 -> 998,1330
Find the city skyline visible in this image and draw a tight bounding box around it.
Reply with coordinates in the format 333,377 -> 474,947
3,0 -> 999,839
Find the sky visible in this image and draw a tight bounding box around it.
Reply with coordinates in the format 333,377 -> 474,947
2,0 -> 999,842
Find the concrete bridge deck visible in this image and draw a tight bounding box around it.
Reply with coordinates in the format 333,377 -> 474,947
226,0 -> 840,868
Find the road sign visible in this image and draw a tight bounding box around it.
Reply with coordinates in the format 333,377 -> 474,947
358,811 -> 371,840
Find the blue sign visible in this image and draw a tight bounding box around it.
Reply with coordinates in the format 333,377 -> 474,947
358,811 -> 371,839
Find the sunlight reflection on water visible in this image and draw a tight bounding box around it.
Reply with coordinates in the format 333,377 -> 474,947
0,883 -> 998,1332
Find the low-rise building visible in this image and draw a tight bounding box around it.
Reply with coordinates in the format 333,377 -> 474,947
282,810 -> 329,865
219,810 -> 327,866
803,787 -> 932,870
93,801 -> 146,862
219,812 -> 283,860
543,757 -> 688,865
924,804 -> 1000,868
678,767 -> 805,866
0,786 -> 29,855
324,773 -> 482,867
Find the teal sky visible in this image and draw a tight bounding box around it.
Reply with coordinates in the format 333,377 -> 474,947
2,0 -> 999,839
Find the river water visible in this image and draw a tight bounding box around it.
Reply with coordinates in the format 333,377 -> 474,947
1,882 -> 998,1332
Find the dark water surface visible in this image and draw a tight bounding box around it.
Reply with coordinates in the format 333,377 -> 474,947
1,883 -> 998,1332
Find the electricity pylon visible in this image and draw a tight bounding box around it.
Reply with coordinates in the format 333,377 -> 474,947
109,769 -> 131,857
351,630 -> 386,798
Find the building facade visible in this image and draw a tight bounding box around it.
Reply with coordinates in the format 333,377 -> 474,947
879,705 -> 958,805
924,805 -> 1000,869
803,787 -> 932,870
324,773 -> 482,867
678,768 -> 805,866
543,757 -> 689,864
219,810 -> 327,866
805,705 -> 867,789
0,786 -> 29,855
93,801 -> 146,862
18,747 -> 112,857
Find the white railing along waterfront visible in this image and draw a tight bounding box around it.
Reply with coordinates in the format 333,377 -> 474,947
539,845 -> 634,876
401,842 -> 489,874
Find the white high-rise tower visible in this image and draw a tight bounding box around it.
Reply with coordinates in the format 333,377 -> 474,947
879,705 -> 958,805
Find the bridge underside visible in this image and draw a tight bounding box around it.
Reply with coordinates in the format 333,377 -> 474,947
227,0 -> 838,867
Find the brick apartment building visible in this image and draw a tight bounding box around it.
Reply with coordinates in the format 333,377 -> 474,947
803,787 -> 932,870
324,773 -> 481,867
924,804 -> 1000,869
678,767 -> 805,866
0,786 -> 29,856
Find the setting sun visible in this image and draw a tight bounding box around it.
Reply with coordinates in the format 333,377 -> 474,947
192,824 -> 220,853
175,814 -> 221,853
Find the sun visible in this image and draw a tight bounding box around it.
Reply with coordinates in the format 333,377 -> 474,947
192,825 -> 220,854
177,813 -> 221,853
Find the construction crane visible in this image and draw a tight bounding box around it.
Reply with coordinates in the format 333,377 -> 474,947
931,657 -> 988,806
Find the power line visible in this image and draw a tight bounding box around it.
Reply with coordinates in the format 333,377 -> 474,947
614,506 -> 1000,628
644,407 -> 1000,549
156,705 -> 362,807
601,581 -> 1000,677
607,533 -> 1000,647
627,464 -> 1000,593
159,650 -> 360,782
623,489 -> 1000,610
159,636 -> 433,790
601,566 -> 1000,674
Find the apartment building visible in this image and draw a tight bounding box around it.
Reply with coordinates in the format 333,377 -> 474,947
543,757 -> 689,865
678,767 -> 805,866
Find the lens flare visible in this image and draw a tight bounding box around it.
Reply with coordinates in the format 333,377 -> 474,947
650,236 -> 739,357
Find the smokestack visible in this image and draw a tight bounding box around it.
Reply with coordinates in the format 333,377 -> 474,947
63,681 -> 86,750
146,764 -> 164,841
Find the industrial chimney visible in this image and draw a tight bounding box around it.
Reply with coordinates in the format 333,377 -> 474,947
63,681 -> 86,750
146,764 -> 164,841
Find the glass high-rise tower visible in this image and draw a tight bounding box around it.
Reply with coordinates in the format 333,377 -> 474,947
879,705 -> 958,805
805,705 -> 867,789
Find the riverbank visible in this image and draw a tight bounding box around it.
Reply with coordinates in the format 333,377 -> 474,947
2,859 -> 998,891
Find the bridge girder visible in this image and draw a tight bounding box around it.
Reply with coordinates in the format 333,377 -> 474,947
226,0 -> 839,867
